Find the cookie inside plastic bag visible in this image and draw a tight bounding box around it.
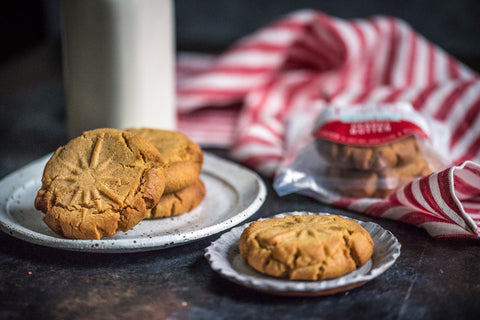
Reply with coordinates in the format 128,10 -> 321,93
274,102 -> 448,200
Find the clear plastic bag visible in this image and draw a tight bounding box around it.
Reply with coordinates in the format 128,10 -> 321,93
274,102 -> 449,200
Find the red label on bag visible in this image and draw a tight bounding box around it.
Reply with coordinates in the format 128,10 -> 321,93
313,103 -> 430,146
315,119 -> 428,145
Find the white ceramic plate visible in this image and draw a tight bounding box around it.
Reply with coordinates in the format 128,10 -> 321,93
205,211 -> 401,296
0,152 -> 266,252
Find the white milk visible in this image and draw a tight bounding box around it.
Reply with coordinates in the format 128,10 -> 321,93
61,0 -> 176,138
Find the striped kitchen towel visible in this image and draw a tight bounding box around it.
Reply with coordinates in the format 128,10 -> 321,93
176,9 -> 480,239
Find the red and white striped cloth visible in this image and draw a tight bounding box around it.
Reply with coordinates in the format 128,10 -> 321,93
176,10 -> 480,239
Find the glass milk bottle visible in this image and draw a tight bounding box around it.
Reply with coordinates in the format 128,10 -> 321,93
61,0 -> 176,138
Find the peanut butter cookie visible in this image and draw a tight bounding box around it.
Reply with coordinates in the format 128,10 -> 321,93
128,128 -> 203,193
34,128 -> 166,240
316,136 -> 420,170
144,179 -> 206,219
239,214 -> 374,281
327,154 -> 431,198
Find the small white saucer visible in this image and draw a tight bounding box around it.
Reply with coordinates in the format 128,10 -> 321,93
205,211 -> 401,296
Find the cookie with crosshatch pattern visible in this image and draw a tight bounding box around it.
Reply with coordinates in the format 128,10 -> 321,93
239,214 -> 374,281
34,128 -> 166,240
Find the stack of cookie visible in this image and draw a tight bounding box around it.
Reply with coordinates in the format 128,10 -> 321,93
315,136 -> 432,198
128,128 -> 205,220
34,128 -> 205,240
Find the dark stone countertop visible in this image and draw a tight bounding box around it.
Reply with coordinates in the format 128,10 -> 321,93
0,43 -> 479,320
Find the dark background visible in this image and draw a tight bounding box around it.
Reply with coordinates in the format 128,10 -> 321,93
1,0 -> 479,69
0,3 -> 479,319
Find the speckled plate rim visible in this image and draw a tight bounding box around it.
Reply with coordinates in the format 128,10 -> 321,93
0,152 -> 266,252
204,211 -> 401,296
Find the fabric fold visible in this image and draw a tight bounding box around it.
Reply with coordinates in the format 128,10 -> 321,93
176,9 -> 480,239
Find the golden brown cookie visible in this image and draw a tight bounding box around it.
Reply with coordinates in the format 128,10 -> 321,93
144,179 -> 206,219
327,167 -> 378,198
239,214 -> 374,281
34,128 -> 166,240
128,128 -> 203,193
316,136 -> 421,170
375,155 -> 432,197
326,154 -> 431,198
